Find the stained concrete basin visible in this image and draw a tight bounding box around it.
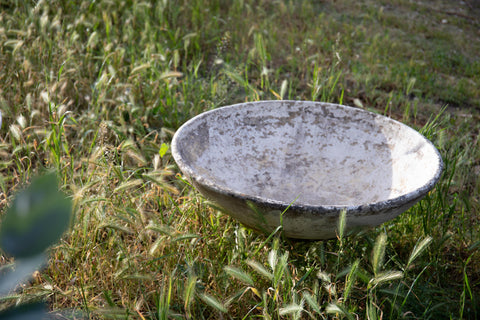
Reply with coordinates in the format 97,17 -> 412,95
172,101 -> 443,239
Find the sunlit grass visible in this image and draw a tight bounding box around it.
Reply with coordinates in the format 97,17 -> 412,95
0,0 -> 479,318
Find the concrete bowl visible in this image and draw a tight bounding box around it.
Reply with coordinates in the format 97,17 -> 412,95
172,101 -> 443,239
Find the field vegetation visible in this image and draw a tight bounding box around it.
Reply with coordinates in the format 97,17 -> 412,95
0,0 -> 479,319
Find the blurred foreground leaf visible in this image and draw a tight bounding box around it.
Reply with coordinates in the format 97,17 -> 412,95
0,301 -> 47,320
0,174 -> 72,258
0,254 -> 46,296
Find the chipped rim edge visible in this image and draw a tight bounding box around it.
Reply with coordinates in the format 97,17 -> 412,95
171,100 -> 444,216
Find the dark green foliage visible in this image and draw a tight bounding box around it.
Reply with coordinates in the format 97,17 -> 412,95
0,174 -> 72,317
0,301 -> 47,320
0,174 -> 72,258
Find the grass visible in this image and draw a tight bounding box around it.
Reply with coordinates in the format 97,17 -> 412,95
0,0 -> 479,318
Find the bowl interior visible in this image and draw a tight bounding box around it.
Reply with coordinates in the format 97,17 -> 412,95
173,101 -> 442,207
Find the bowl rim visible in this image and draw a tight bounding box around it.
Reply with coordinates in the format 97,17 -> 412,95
171,100 -> 444,215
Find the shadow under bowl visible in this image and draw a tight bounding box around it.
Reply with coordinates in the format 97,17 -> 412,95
172,101 -> 443,239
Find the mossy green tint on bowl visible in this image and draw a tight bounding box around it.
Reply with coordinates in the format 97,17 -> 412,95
172,101 -> 443,239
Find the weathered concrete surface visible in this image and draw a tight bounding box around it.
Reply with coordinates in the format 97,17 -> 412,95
172,101 -> 443,239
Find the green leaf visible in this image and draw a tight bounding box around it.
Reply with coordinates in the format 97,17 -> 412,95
367,299 -> 379,320
159,143 -> 169,158
293,266 -> 315,290
0,301 -> 47,320
0,254 -> 46,296
0,174 -> 72,258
